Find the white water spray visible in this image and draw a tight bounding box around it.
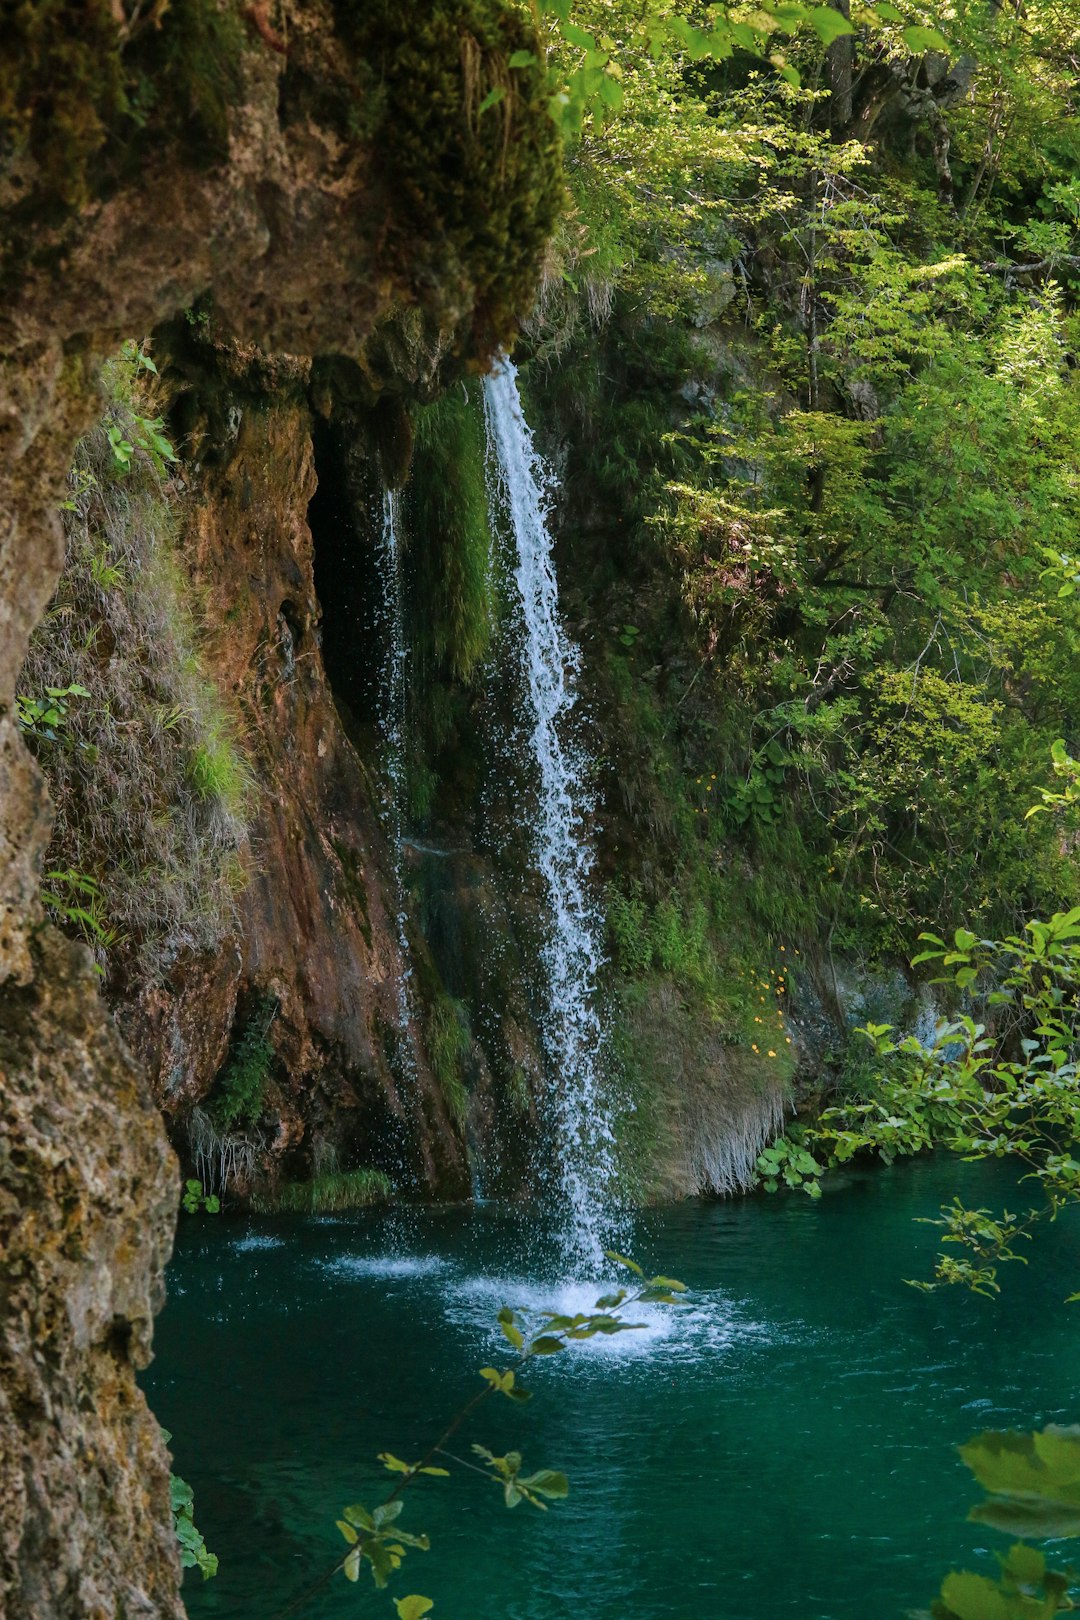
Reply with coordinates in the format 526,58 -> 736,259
483,356 -> 623,1273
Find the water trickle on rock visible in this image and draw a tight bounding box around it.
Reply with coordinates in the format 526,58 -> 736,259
483,355 -> 624,1274
375,489 -> 417,1081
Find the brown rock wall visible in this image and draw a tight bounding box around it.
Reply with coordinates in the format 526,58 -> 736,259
0,2 -> 558,1611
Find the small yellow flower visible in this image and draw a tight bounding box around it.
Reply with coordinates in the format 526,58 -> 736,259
751,1043 -> 759,1052
768,1050 -> 776,1058
754,1016 -> 762,1023
786,1037 -> 792,1044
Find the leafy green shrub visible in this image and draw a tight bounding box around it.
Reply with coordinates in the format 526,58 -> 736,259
161,1430 -> 218,1581
16,682 -> 91,742
607,885 -> 652,977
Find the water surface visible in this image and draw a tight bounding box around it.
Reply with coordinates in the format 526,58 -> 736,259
146,1158 -> 1080,1619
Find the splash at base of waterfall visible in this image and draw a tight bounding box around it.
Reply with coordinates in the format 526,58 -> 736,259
484,355 -> 625,1274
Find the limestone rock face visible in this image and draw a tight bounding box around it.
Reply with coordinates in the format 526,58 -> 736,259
0,931 -> 181,1619
151,361 -> 468,1192
0,2 -> 558,1611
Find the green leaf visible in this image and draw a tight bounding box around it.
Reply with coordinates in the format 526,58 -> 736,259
477,85 -> 506,115
395,1599 -> 434,1620
1001,1543 -> 1046,1586
336,1519 -> 358,1545
962,1426 -> 1080,1501
368,1540 -> 394,1588
518,1468 -> 569,1499
528,1336 -> 566,1355
343,1548 -> 361,1583
604,1251 -> 643,1275
810,7 -> 855,44
939,1571 -> 1012,1620
902,24 -> 948,51
342,1502 -> 375,1531
508,49 -> 535,68
561,20 -> 596,48
498,1307 -> 524,1349
970,1498 -> 1080,1538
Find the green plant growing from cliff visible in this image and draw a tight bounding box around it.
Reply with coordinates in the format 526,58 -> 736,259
181,1178 -> 220,1215
405,383 -> 496,814
271,1255 -> 685,1619
161,1431 -> 218,1581
15,682 -> 91,742
426,995 -> 472,1129
211,996 -> 278,1130
39,868 -> 125,959
18,340 -> 252,983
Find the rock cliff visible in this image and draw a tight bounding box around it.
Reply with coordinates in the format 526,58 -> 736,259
0,3 -> 560,1611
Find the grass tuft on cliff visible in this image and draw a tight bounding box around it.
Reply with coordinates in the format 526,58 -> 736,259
252,1169 -> 395,1215
18,341 -> 253,982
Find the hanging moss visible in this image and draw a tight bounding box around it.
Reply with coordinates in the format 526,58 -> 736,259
401,381 -> 495,819
333,0 -> 564,351
409,383 -> 495,687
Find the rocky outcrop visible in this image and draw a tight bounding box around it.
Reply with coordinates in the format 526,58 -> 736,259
0,3 -> 560,1612
0,931 -> 181,1619
138,345 -> 469,1193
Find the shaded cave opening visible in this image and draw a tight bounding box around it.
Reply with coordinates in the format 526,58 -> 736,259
309,417 -> 383,734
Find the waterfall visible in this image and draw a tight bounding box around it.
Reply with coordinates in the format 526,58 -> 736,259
375,489 -> 416,1078
483,355 -> 622,1274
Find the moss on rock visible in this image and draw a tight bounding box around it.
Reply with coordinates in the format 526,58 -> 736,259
0,0 -> 241,210
335,0 -> 564,352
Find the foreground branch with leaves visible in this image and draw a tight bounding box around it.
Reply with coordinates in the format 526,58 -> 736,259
270,1255 -> 686,1620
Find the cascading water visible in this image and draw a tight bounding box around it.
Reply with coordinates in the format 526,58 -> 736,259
483,355 -> 623,1273
375,489 -> 416,1079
